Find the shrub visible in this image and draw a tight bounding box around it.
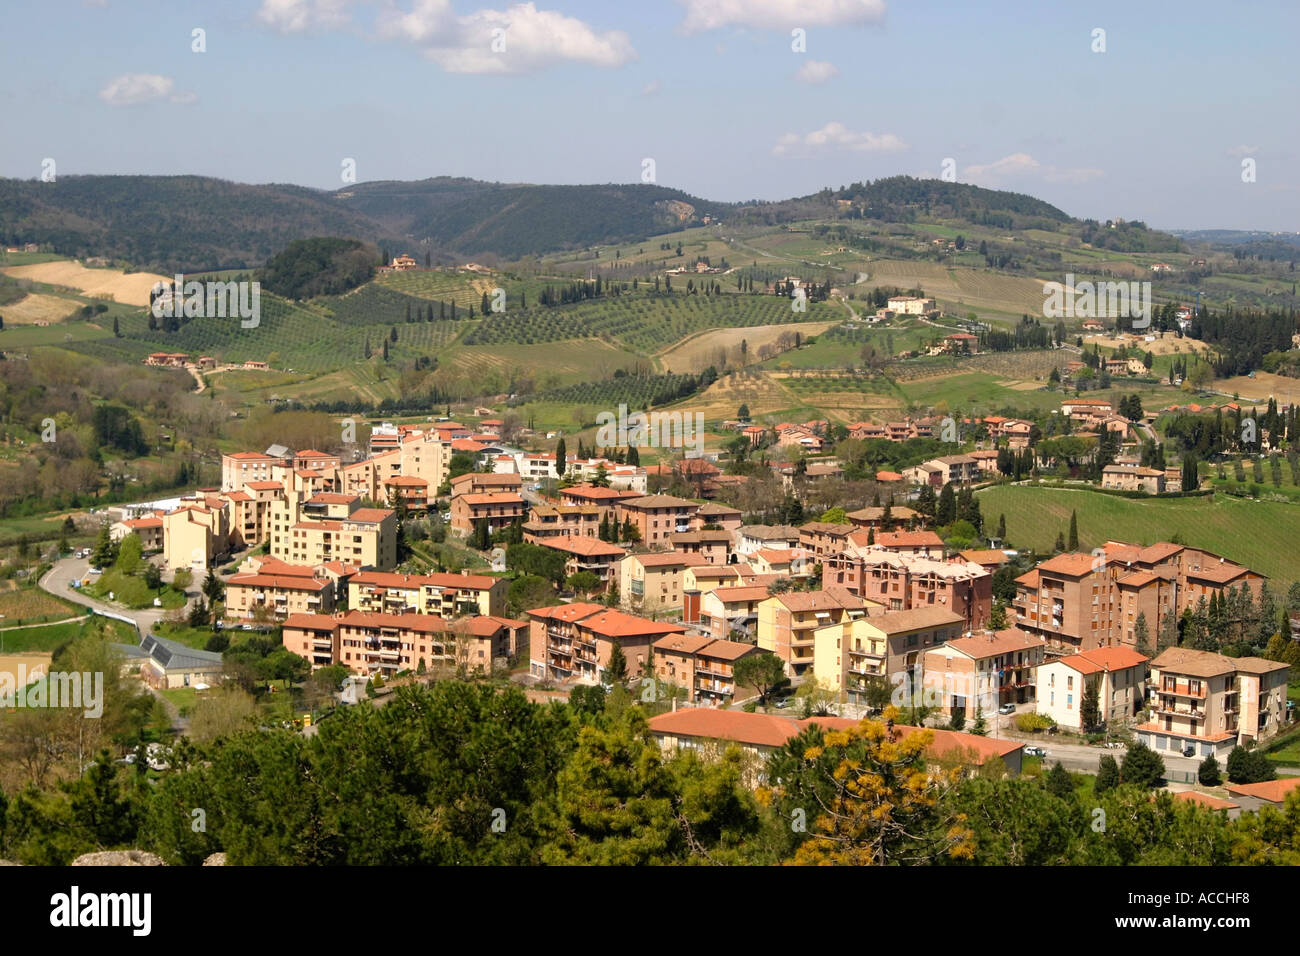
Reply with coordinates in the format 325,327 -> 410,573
1015,712 -> 1056,733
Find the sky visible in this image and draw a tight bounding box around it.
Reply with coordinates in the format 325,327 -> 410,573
0,0 -> 1296,231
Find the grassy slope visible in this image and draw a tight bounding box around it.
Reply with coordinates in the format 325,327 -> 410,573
976,484 -> 1300,589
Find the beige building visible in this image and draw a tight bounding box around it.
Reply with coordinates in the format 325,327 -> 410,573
543,535 -> 627,590
222,451 -> 283,492
527,602 -> 686,684
813,606 -> 963,705
111,514 -> 164,552
161,504 -> 230,571
1037,645 -> 1149,730
271,496 -> 397,570
620,551 -> 710,614
923,627 -> 1048,718
1101,464 -> 1166,493
652,633 -> 763,706
225,562 -> 336,620
1137,647 -> 1290,758
615,494 -> 700,547
758,586 -> 869,678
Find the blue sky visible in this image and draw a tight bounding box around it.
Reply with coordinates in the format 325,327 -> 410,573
1,0 -> 1296,230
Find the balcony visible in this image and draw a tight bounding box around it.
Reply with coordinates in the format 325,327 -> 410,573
1154,702 -> 1205,718
1160,682 -> 1206,699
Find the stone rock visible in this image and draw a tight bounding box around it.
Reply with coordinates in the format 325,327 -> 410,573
202,852 -> 227,866
70,850 -> 166,866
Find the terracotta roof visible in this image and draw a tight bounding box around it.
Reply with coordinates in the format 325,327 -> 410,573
351,570 -> 499,591
308,493 -> 356,505
653,633 -> 716,655
875,530 -> 944,549
1150,647 -> 1286,678
567,608 -> 687,639
543,535 -> 627,558
865,606 -> 965,633
1054,645 -> 1149,674
708,585 -> 771,603
770,586 -> 864,613
1173,791 -> 1239,810
245,481 -> 284,490
957,549 -> 1008,566
227,573 -> 328,591
619,494 -> 699,510
1037,552 -> 1101,577
1224,777 -> 1300,803
630,551 -> 710,569
458,492 -> 524,506
942,627 -> 1046,660
347,508 -> 394,523
282,613 -> 335,631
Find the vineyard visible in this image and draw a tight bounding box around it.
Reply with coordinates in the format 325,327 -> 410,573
522,370 -> 713,411
375,269 -> 495,308
320,282 -> 460,328
463,292 -> 833,352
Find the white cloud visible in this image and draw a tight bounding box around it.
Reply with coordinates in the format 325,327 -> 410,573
642,79 -> 661,95
98,74 -> 196,107
1226,144 -> 1258,157
773,121 -> 905,156
679,0 -> 886,33
794,59 -> 839,84
963,152 -> 1102,186
256,0 -> 354,33
375,1 -> 635,73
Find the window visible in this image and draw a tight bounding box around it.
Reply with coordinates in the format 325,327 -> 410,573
1067,675 -> 1073,690
1067,694 -> 1073,709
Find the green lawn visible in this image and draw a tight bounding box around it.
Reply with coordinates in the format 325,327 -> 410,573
82,567 -> 187,610
0,617 -> 88,652
976,484 -> 1300,589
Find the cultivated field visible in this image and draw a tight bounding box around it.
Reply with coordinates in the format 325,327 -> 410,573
0,292 -> 81,324
1215,371 -> 1300,405
0,260 -> 167,306
977,484 -> 1300,588
657,320 -> 837,373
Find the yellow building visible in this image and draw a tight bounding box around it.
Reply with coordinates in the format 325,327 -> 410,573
757,586 -> 869,678
161,504 -> 230,571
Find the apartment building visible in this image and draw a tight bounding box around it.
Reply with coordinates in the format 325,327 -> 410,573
1037,645 -> 1149,730
225,562 -> 336,620
798,521 -> 857,558
1137,647 -> 1290,757
450,472 -> 524,497
221,451 -> 283,491
282,610 -> 524,677
691,501 -> 743,533
348,569 -> 506,618
669,529 -> 733,565
616,494 -> 700,547
813,605 -> 963,703
223,480 -> 285,549
620,551 -> 710,614
1014,541 -> 1265,653
274,506 -> 397,570
161,503 -> 230,571
758,586 -> 869,678
450,491 -> 525,535
652,633 -> 763,706
526,602 -> 686,684
748,547 -> 815,577
735,524 -> 801,557
823,546 -> 991,631
844,505 -> 922,530
869,530 -> 945,559
522,505 -> 600,542
110,514 -> 164,552
696,584 -> 770,641
542,535 -> 627,590
923,627 -> 1048,718
905,456 -> 979,488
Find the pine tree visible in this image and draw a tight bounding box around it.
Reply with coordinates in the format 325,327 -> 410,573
1067,510 -> 1078,550
1094,754 -> 1120,794
555,437 -> 566,477
605,643 -> 628,686
1080,676 -> 1101,732
1134,612 -> 1151,656
1198,754 -> 1222,786
1045,761 -> 1074,799
996,513 -> 1006,540
936,483 -> 956,525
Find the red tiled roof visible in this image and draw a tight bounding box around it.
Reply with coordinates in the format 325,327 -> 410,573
1224,777 -> 1300,803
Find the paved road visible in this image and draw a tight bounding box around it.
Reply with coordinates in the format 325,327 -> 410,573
39,555 -> 188,638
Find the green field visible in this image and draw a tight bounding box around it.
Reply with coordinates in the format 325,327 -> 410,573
977,484 -> 1300,588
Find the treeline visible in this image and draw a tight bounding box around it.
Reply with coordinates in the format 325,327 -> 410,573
257,237 -> 377,300
1188,307 -> 1297,376
1164,398 -> 1297,457
1079,219 -> 1183,253
4,679 -> 1298,866
982,316 -> 1053,351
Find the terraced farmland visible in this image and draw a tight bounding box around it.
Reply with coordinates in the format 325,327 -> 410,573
375,269 -> 496,307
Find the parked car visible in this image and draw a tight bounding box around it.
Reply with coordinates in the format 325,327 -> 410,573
998,703 -> 1016,715
1024,746 -> 1047,757
1181,746 -> 1196,757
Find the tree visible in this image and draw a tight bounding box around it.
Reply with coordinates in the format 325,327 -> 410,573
734,653 -> 785,705
90,522 -> 118,569
1080,676 -> 1101,732
763,716 -> 975,866
1198,754 -> 1222,786
566,571 -> 602,596
1157,611 -> 1179,652
1226,745 -> 1276,784
605,643 -> 629,687
1045,761 -> 1074,800
555,437 -> 566,476
737,403 -> 750,421
1182,454 -> 1199,492
506,575 -> 556,617
115,533 -> 143,574
202,570 -> 225,605
1067,510 -> 1079,551
989,601 -> 1008,630
1094,754 -> 1120,794
1134,612 -> 1151,656
188,596 -> 210,628
1120,741 -> 1165,789
144,562 -> 162,590
936,483 -> 956,526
